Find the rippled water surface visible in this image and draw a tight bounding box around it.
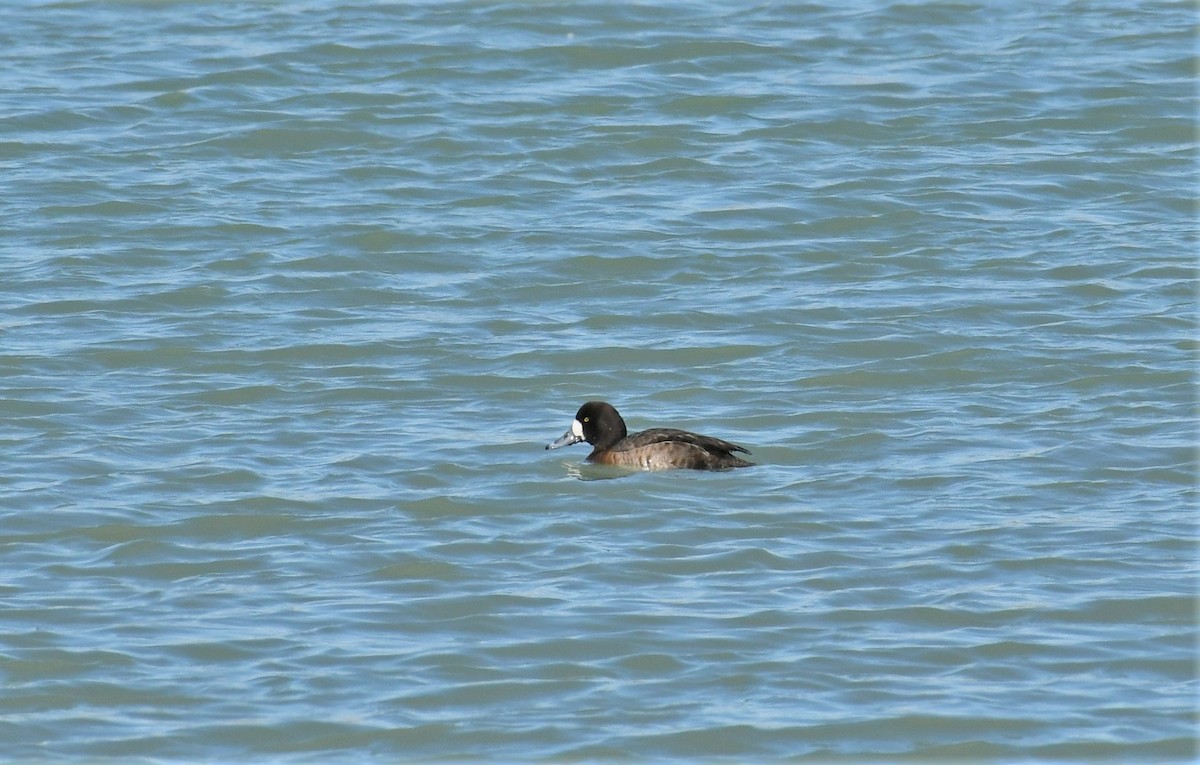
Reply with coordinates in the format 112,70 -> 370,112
1,1 -> 1195,761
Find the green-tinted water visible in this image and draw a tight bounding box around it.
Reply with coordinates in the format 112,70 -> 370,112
1,1 -> 1194,761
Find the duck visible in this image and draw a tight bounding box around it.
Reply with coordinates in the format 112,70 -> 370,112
545,401 -> 753,471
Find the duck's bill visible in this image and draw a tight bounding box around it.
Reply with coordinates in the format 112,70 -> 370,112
546,419 -> 584,450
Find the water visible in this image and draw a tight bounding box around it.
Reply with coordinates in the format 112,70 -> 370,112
1,0 -> 1195,761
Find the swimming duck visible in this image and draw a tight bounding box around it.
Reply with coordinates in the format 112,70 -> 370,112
546,401 -> 753,471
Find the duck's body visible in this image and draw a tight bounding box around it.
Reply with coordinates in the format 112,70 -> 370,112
546,401 -> 753,471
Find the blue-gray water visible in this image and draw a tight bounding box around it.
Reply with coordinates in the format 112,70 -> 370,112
1,1 -> 1196,762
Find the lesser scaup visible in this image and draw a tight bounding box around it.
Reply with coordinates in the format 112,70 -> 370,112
545,401 -> 754,471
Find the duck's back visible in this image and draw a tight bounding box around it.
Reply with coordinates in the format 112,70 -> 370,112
590,428 -> 753,470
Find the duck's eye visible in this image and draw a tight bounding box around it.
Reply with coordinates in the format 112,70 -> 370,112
583,417 -> 589,423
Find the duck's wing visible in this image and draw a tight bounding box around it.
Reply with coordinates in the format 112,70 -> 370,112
616,428 -> 751,456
